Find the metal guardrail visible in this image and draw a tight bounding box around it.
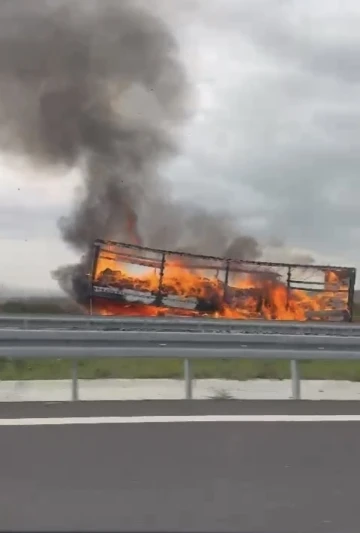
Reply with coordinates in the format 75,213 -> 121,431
1,319 -> 360,402
1,313 -> 360,335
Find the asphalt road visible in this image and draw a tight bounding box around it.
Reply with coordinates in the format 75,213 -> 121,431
4,399 -> 360,418
0,401 -> 359,532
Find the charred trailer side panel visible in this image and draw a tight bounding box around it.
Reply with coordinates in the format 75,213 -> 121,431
88,239 -> 356,322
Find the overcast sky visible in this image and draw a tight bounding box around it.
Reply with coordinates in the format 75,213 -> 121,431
1,0 -> 360,293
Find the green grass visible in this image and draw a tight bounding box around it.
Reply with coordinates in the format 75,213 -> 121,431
2,358 -> 360,381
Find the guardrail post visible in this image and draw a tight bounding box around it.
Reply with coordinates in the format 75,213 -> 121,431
290,359 -> 301,400
71,360 -> 79,401
184,358 -> 192,400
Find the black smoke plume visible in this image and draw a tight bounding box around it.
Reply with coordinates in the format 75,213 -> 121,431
0,0 -> 261,302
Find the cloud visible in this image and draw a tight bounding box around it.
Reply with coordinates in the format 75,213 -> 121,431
1,0 -> 360,290
162,0 -> 360,266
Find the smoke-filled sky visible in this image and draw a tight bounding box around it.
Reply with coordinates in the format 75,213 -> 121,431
1,0 -> 360,293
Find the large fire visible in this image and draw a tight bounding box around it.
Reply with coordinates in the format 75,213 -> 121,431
89,242 -> 354,322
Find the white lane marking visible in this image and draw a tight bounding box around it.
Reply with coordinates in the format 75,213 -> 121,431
1,414 -> 360,426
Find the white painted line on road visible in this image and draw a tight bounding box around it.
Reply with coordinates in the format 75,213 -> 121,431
1,414 -> 360,426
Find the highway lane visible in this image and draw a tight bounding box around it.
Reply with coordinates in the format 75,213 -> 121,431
0,402 -> 359,532
3,399 -> 360,418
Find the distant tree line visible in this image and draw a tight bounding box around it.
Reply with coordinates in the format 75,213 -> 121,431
0,297 -> 84,314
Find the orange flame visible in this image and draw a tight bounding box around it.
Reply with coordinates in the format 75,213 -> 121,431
91,247 -> 350,321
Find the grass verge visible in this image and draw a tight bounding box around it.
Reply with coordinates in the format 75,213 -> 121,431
1,358 -> 360,381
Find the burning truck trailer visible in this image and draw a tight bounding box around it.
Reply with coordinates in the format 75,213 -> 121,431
86,239 -> 356,322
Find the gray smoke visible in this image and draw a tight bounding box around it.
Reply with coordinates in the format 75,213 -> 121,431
0,0 -> 263,301
142,200 -> 261,259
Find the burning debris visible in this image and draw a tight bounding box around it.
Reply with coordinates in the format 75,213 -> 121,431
89,240 -> 356,322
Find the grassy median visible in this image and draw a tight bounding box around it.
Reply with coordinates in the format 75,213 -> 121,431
1,358 -> 360,381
